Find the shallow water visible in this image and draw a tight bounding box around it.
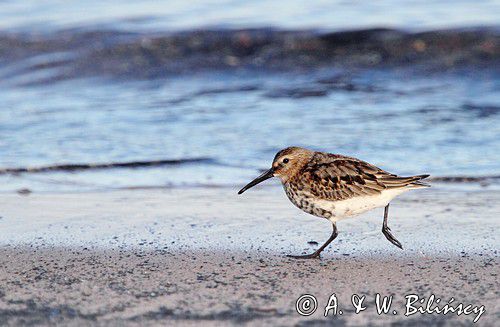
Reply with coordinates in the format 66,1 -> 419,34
1,67 -> 499,191
0,2 -> 499,192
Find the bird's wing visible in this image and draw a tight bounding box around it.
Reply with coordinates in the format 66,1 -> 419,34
298,153 -> 421,201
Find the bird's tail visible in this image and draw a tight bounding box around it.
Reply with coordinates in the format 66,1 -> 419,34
382,174 -> 430,189
407,174 -> 431,188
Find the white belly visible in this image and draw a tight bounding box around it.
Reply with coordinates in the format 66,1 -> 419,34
313,188 -> 409,222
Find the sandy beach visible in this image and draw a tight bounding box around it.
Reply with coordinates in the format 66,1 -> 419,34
0,186 -> 498,326
1,1 -> 499,326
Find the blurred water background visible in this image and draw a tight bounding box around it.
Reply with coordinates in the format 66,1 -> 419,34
0,0 -> 499,192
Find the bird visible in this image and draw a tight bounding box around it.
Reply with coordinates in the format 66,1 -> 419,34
238,146 -> 430,259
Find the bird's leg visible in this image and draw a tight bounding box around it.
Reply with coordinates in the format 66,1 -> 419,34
287,222 -> 338,259
382,204 -> 403,249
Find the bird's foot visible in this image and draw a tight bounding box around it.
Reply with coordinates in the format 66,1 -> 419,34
382,227 -> 403,249
286,252 -> 321,259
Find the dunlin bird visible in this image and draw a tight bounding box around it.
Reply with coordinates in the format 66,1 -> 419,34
238,147 -> 429,259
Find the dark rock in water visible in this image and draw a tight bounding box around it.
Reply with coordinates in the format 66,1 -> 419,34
0,27 -> 498,84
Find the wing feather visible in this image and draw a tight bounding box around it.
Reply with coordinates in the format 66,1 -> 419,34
295,153 -> 426,201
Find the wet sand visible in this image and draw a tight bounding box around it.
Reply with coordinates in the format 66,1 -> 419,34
0,187 -> 499,325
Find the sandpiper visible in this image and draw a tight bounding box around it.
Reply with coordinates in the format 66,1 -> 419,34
238,147 -> 429,259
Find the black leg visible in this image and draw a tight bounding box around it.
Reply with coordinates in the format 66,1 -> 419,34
287,222 -> 338,259
382,204 -> 403,249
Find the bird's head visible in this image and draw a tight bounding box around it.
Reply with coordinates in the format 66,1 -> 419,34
238,146 -> 313,194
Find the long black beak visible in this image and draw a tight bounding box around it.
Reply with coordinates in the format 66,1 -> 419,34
238,168 -> 274,194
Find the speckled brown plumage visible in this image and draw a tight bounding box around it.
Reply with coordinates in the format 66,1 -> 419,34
287,151 -> 429,203
238,146 -> 430,259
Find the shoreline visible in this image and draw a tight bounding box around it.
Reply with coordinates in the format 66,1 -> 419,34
0,187 -> 499,325
0,187 -> 499,249
3,176 -> 500,198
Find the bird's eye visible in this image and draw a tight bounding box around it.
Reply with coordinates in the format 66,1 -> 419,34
283,158 -> 289,164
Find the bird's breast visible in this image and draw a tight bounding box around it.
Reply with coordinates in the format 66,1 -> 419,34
283,183 -> 334,219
